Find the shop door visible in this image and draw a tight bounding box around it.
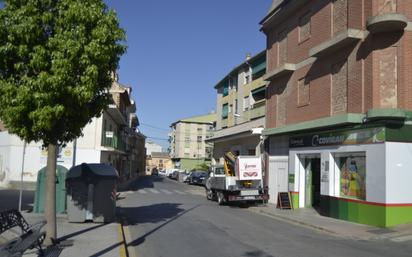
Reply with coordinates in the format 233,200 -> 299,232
268,157 -> 289,205
304,157 -> 321,208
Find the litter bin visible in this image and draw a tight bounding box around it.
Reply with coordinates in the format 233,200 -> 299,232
34,165 -> 68,214
66,163 -> 119,223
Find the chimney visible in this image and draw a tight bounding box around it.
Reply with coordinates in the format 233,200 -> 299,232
245,53 -> 251,61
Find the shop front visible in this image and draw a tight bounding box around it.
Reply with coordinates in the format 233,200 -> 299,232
288,126 -> 412,227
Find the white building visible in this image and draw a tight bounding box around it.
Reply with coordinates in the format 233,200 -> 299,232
0,74 -> 145,189
145,141 -> 162,156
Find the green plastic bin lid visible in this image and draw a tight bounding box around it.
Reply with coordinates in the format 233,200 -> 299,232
66,163 -> 119,179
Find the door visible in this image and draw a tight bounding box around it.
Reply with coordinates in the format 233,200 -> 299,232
303,157 -> 321,208
268,157 -> 289,205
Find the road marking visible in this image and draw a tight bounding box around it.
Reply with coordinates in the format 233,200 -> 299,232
123,225 -> 137,257
160,189 -> 173,194
173,190 -> 185,195
137,189 -> 147,194
118,224 -> 127,257
149,188 -> 160,194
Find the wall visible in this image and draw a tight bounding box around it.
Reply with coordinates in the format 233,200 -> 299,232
385,142 -> 412,203
289,143 -> 386,207
264,0 -> 412,130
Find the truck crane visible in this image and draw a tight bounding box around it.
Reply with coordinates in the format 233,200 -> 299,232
205,152 -> 268,205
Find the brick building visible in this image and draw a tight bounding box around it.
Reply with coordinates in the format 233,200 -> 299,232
261,0 -> 412,227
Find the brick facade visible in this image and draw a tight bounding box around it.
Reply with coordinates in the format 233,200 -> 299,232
262,0 -> 412,129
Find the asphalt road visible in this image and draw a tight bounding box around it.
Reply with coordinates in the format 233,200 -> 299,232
117,176 -> 412,257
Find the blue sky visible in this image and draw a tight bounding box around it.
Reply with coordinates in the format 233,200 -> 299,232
105,0 -> 271,150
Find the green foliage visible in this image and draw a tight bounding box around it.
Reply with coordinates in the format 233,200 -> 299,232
0,0 -> 126,145
194,162 -> 210,171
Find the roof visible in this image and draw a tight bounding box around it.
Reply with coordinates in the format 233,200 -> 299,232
171,113 -> 216,126
260,0 -> 284,25
214,50 -> 266,89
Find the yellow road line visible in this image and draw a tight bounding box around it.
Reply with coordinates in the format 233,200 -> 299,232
118,224 -> 128,257
123,225 -> 137,257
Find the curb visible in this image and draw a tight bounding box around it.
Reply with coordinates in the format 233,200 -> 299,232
255,208 -> 337,235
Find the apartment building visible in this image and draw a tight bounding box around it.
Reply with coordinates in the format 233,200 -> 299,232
0,73 -> 145,188
207,51 -> 266,163
169,113 -> 216,170
145,141 -> 163,155
261,0 -> 412,227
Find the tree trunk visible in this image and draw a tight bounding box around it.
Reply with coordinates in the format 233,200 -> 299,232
44,143 -> 57,246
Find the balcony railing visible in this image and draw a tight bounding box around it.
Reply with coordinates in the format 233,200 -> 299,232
249,101 -> 266,120
102,132 -> 126,152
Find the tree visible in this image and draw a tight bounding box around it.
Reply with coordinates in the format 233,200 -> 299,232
0,0 -> 126,245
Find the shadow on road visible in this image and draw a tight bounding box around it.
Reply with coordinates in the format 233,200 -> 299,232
118,203 -> 185,225
117,175 -> 164,192
124,204 -> 200,247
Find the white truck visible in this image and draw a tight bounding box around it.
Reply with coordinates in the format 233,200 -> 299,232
205,153 -> 268,205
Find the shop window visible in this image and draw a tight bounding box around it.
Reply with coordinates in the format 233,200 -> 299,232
334,152 -> 366,200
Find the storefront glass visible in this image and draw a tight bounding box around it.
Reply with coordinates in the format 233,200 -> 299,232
335,152 -> 366,200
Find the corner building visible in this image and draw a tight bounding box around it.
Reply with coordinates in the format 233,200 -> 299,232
261,0 -> 412,227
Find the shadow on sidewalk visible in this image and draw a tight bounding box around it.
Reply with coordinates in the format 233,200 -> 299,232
125,204 -> 200,247
57,223 -> 108,242
117,175 -> 165,192
118,203 -> 185,225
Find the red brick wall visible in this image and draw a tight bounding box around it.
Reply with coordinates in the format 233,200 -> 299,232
264,0 -> 411,129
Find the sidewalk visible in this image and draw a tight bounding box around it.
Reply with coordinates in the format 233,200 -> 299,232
21,213 -> 126,257
249,203 -> 412,241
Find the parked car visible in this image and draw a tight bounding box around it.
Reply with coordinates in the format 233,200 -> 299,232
183,171 -> 192,183
169,170 -> 178,180
189,171 -> 208,185
159,169 -> 167,176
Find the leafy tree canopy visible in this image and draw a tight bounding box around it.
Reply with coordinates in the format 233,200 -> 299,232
0,0 -> 126,145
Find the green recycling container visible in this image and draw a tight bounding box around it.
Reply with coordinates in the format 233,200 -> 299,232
34,165 -> 69,214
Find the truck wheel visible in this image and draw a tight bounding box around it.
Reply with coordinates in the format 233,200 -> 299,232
206,189 -> 213,200
217,192 -> 225,205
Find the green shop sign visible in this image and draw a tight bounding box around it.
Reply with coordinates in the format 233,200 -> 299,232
289,127 -> 385,148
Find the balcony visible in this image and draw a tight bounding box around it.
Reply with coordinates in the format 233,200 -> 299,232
367,13 -> 408,34
263,63 -> 296,81
249,101 -> 266,120
102,132 -> 126,152
107,104 -> 128,126
309,29 -> 365,58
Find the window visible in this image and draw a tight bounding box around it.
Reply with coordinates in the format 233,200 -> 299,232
245,74 -> 251,85
229,76 -> 237,91
299,12 -> 311,43
197,136 -> 202,142
248,149 -> 256,156
335,152 -> 366,200
229,104 -> 232,113
297,78 -> 310,106
244,68 -> 251,85
223,81 -> 229,97
278,29 -> 288,66
184,137 -> 190,143
234,99 -> 238,114
243,96 -> 250,111
222,103 -> 229,119
251,86 -> 266,103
